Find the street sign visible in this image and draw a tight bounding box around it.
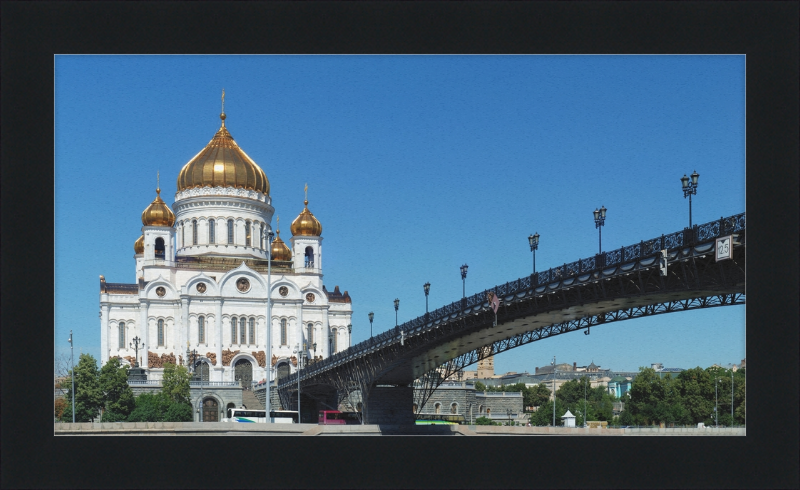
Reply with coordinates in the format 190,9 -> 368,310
715,235 -> 733,262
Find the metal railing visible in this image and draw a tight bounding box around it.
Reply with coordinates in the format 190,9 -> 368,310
286,212 -> 745,386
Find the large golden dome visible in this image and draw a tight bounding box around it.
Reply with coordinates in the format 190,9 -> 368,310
141,188 -> 176,227
270,229 -> 292,261
176,113 -> 269,195
134,235 -> 144,254
291,199 -> 322,237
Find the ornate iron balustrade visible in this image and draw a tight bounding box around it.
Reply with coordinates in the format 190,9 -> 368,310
285,212 -> 745,387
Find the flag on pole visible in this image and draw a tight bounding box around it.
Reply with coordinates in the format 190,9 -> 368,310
487,292 -> 500,313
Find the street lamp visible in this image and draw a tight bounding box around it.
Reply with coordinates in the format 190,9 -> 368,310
680,170 -> 700,228
731,370 -> 734,426
394,298 -> 399,327
293,344 -> 302,424
715,377 -> 720,428
460,264 -> 468,299
584,376 -> 587,429
265,229 -> 274,422
423,282 -> 431,314
129,336 -> 143,368
368,312 -> 374,338
528,233 -> 539,274
593,206 -> 607,255
552,356 -> 556,428
68,330 -> 75,423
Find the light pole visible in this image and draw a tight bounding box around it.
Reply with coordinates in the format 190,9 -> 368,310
423,282 -> 431,315
460,264 -> 468,300
528,233 -> 539,274
731,370 -> 734,426
715,377 -> 720,428
552,356 -> 556,428
584,376 -> 587,428
680,170 -> 699,228
593,206 -> 607,255
265,229 -> 274,422
368,312 -> 374,338
129,336 -> 143,368
68,330 -> 75,423
294,344 -> 301,424
394,299 -> 399,327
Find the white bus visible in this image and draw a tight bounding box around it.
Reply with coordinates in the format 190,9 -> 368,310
222,408 -> 298,423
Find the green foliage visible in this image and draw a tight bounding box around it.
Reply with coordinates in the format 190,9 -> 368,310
474,381 -> 486,391
61,354 -> 103,422
475,416 -> 496,426
127,392 -> 171,422
161,362 -> 191,405
99,357 -> 135,419
163,402 -> 193,422
528,383 -> 552,408
528,398 -> 568,426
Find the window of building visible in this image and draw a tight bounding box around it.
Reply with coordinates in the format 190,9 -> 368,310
259,223 -> 264,249
157,319 -> 164,346
307,323 -> 314,345
118,322 -> 125,349
412,403 -> 418,413
304,246 -> 314,267
248,317 -> 255,345
192,219 -> 198,245
155,237 -> 165,258
198,315 -> 205,344
231,317 -> 237,344
209,220 -> 215,244
280,319 -> 287,346
239,317 -> 246,344
434,403 -> 441,414
227,219 -> 234,244
245,221 -> 251,247
451,403 -> 458,414
332,328 -> 337,354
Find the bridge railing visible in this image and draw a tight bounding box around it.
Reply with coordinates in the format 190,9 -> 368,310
287,213 -> 745,386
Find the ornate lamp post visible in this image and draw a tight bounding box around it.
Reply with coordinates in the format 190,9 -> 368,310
293,344 -> 302,423
460,264 -> 468,300
130,336 -> 143,368
593,206 -> 607,254
423,282 -> 431,314
394,298 -> 399,327
680,170 -> 700,228
368,312 -> 374,338
265,229 -> 274,422
347,324 -> 352,348
528,233 -> 539,274
552,356 -> 556,428
68,330 -> 75,423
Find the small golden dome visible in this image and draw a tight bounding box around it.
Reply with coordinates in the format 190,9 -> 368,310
141,188 -> 176,227
291,199 -> 322,237
176,113 -> 269,195
134,235 -> 144,254
270,230 -> 292,261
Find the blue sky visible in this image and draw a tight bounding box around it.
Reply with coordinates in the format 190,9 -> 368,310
55,55 -> 745,373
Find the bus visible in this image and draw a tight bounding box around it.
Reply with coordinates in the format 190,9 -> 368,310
414,414 -> 466,425
318,410 -> 362,425
222,408 -> 298,423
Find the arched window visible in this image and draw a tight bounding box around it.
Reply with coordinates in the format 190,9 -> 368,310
157,319 -> 164,346
239,317 -> 246,344
245,221 -> 251,247
118,322 -> 125,349
434,403 -> 441,414
304,246 -> 314,267
192,219 -> 198,245
248,317 -> 255,344
280,319 -> 287,346
412,403 -> 418,414
198,315 -> 205,344
155,237 -> 165,259
451,402 -> 458,414
227,219 -> 234,244
332,328 -> 338,354
259,223 -> 264,249
182,221 -> 188,248
231,317 -> 237,344
208,220 -> 215,244
307,323 -> 314,345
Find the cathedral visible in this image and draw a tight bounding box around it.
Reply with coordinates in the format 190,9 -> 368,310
99,103 -> 353,389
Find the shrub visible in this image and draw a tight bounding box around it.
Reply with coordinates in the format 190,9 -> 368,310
163,402 -> 193,422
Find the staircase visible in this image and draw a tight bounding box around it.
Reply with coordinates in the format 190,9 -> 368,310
242,389 -> 264,410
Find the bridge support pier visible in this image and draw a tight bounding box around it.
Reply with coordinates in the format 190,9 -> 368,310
364,386 -> 414,425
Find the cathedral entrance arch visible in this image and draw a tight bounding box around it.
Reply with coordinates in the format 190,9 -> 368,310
276,361 -> 290,383
234,359 -> 253,389
194,360 -> 209,382
202,398 -> 218,422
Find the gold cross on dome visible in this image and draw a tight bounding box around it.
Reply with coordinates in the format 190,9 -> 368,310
304,183 -> 308,201
222,88 -> 225,113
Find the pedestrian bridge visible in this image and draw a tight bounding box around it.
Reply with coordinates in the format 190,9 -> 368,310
277,213 -> 746,424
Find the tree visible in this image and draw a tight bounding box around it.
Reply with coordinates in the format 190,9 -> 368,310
161,362 -> 191,405
475,416 -> 497,426
529,383 -> 552,408
99,357 -> 135,422
676,367 -> 714,425
474,381 -> 486,391
61,354 -> 103,422
127,392 -> 171,422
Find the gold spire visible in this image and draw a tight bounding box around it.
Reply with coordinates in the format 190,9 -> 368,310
271,215 -> 292,261
221,88 -> 226,126
290,189 -> 322,237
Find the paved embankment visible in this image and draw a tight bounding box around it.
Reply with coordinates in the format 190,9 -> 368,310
54,423 -> 745,436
